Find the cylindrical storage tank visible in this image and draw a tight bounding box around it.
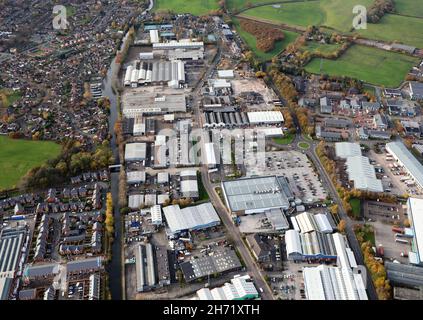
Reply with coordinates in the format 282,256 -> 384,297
124,65 -> 133,84
131,69 -> 139,83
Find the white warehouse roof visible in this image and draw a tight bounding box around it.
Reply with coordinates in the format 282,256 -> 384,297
386,141 -> 423,189
345,156 -> 383,193
217,70 -> 234,79
127,171 -> 146,184
407,197 -> 423,264
247,111 -> 284,124
162,202 -> 220,233
125,143 -> 147,161
335,142 -> 362,159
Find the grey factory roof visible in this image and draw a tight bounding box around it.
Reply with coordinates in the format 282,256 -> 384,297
125,143 -> 147,161
0,227 -> 26,274
123,91 -> 186,117
265,209 -> 290,231
180,248 -> 242,282
386,141 -> 423,188
221,176 -> 290,213
385,262 -> 423,287
162,203 -> 220,234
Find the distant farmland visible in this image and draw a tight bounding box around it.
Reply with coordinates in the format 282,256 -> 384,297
305,45 -> 419,87
154,0 -> 219,16
0,136 -> 61,189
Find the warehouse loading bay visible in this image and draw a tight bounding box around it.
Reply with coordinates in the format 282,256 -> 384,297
363,200 -> 410,264
368,148 -> 423,197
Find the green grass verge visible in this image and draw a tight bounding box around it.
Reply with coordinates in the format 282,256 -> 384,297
197,173 -> 210,201
305,45 -> 419,87
227,0 -> 296,12
349,198 -> 361,219
0,136 -> 61,189
154,0 -> 219,16
272,132 -> 295,145
233,18 -> 299,61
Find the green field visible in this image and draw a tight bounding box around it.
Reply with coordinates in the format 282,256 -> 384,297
227,0 -> 296,12
154,0 -> 219,16
241,0 -> 423,48
394,0 -> 423,18
358,14 -> 423,48
0,136 -> 61,189
233,18 -> 299,61
300,41 -> 342,55
305,45 -> 419,87
242,1 -> 325,28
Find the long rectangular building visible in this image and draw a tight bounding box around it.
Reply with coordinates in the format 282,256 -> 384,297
407,197 -> 423,265
386,141 -> 423,190
0,227 -> 26,277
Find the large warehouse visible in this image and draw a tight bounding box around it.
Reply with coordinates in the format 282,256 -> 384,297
221,176 -> 290,215
335,142 -> 383,193
125,143 -> 147,162
0,226 -> 26,277
407,197 -> 423,265
122,90 -> 186,117
162,202 -> 220,234
303,264 -> 368,300
247,111 -> 284,125
386,141 -> 423,190
196,275 -> 259,300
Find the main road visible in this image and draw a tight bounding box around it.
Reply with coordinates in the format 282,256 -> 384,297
190,41 -> 274,300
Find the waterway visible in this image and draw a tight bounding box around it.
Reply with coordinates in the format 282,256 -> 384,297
104,0 -> 154,300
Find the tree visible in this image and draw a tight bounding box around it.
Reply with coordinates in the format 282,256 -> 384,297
337,219 -> 346,234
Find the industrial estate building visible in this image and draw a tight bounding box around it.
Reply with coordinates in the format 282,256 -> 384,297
196,274 -> 259,300
180,248 -> 242,283
162,202 -> 220,235
125,143 -> 147,162
406,197 -> 423,265
335,142 -> 383,193
135,243 -> 171,292
221,176 -> 290,215
386,141 -> 423,190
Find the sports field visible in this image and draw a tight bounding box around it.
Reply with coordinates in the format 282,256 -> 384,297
305,45 -> 419,87
154,0 -> 219,16
0,136 -> 61,189
233,18 -> 299,61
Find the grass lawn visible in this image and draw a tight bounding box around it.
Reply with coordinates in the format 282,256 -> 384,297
242,2 -> 325,28
233,18 -> 299,61
300,41 -> 342,55
0,136 -> 61,189
355,224 -> 376,246
349,198 -> 361,219
273,132 -> 295,145
394,0 -> 423,18
305,45 -> 419,87
154,0 -> 219,16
